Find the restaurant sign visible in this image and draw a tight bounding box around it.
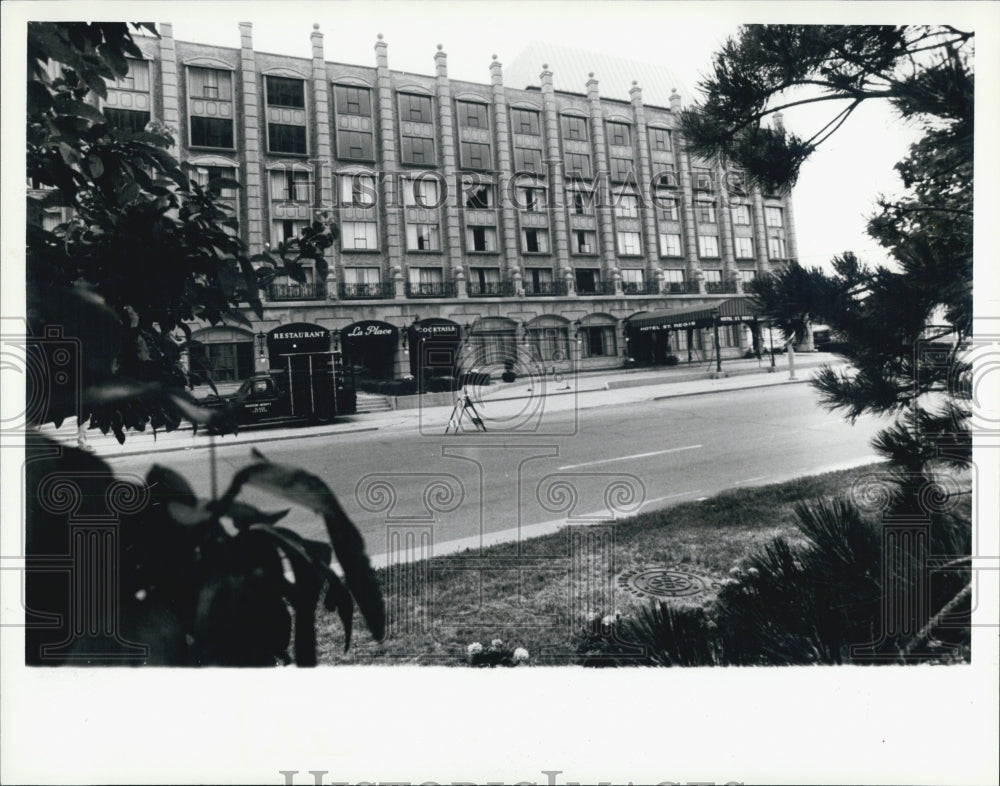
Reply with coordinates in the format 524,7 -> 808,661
341,320 -> 398,342
410,319 -> 461,340
267,322 -> 331,354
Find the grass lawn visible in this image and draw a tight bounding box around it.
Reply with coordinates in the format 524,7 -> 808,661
316,464 -> 891,665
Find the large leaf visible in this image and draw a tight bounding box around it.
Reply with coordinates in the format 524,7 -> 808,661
245,525 -> 326,664
146,464 -> 197,507
216,450 -> 385,641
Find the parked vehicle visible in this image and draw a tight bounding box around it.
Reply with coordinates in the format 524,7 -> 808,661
200,352 -> 356,429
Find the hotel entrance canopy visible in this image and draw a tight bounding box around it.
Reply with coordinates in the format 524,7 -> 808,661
626,297 -> 760,331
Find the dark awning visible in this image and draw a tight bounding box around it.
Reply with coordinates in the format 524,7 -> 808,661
625,298 -> 759,332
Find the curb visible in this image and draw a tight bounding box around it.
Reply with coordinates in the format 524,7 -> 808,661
82,425 -> 380,460
652,376 -> 811,401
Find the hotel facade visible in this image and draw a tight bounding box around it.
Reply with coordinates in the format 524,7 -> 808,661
53,22 -> 799,391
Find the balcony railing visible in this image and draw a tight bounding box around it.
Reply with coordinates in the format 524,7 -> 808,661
267,283 -> 326,301
523,280 -> 569,297
666,281 -> 686,294
405,281 -> 457,298
622,281 -> 663,295
338,282 -> 395,300
705,281 -> 739,294
577,280 -> 617,296
467,280 -> 515,297
687,280 -> 702,294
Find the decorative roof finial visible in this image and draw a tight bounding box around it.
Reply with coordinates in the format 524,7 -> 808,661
437,43 -> 443,51
377,33 -> 384,40
313,23 -> 320,30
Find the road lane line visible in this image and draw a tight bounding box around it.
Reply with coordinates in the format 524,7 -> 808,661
557,444 -> 702,470
639,490 -> 703,510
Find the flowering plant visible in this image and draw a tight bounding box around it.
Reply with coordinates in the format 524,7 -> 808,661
464,638 -> 530,667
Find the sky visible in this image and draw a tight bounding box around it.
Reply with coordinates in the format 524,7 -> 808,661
165,1 -> 931,273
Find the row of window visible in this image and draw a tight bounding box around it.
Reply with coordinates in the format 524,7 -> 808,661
177,65 -> 681,168
330,173 -> 784,226
332,215 -> 785,260
183,162 -> 787,260
337,264 -> 755,293
107,60 -> 786,205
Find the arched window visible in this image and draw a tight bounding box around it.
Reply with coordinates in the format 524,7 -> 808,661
578,313 -> 619,359
191,327 -> 254,383
526,315 -> 571,363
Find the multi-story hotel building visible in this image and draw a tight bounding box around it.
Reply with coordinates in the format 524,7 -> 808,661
40,22 -> 799,392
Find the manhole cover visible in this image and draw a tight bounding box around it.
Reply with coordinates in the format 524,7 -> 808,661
617,566 -> 720,599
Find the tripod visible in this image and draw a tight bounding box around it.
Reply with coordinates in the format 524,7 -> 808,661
445,389 -> 487,433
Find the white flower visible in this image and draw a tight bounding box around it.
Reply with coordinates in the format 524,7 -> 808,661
729,566 -> 743,577
466,642 -> 483,658
490,638 -> 504,649
512,647 -> 529,663
746,567 -> 759,578
601,614 -> 617,627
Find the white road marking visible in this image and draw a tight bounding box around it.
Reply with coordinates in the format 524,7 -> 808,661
639,490 -> 703,509
557,444 -> 702,470
736,475 -> 771,485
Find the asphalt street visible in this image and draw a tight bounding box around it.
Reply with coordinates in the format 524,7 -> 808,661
105,382 -> 888,563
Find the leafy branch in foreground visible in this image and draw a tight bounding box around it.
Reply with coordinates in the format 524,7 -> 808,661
26,22 -> 337,439
26,442 -> 384,665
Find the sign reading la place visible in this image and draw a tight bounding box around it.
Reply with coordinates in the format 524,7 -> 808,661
340,320 -> 398,343
348,324 -> 394,337
267,322 -> 331,354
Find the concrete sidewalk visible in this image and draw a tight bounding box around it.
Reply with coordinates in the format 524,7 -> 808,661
39,353 -> 843,459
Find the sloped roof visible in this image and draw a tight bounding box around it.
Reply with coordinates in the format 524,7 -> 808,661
504,41 -> 694,109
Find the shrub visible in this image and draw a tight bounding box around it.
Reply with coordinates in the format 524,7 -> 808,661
664,354 -> 680,366
501,370 -> 517,383
577,608 -> 723,667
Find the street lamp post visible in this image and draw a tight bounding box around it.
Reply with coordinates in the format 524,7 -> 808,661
255,331 -> 268,374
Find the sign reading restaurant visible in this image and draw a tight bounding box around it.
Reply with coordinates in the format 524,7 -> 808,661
267,322 -> 332,355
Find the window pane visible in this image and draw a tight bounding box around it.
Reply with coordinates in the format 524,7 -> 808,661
511,108 -> 540,136
335,85 -> 372,117
266,76 -> 305,109
399,94 -> 432,123
458,101 -> 488,129
649,127 -> 671,151
607,122 -> 631,147
659,233 -> 682,257
515,147 -> 544,173
464,183 -> 493,209
104,108 -> 150,134
189,67 -> 232,100
617,232 -> 641,256
190,116 -> 234,148
269,123 -> 307,154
